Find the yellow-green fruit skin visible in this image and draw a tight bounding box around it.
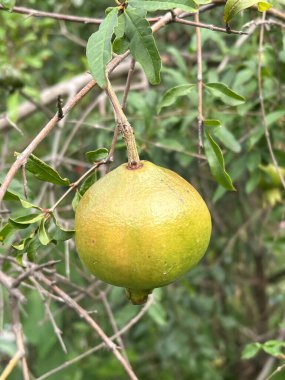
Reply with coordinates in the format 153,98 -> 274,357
75,161 -> 211,292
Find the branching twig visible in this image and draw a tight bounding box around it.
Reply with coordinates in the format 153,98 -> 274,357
10,297 -> 29,380
257,13 -> 285,190
36,272 -> 139,380
195,12 -> 204,153
36,295 -> 154,380
174,17 -> 248,35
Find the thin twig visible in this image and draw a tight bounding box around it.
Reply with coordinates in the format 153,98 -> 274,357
195,12 -> 204,153
100,292 -> 130,363
257,13 -> 285,190
31,277 -> 67,354
12,260 -> 60,289
36,272 -> 139,380
36,295 -> 154,380
10,297 -> 29,380
0,350 -> 23,380
174,17 -> 248,35
0,4 -> 103,24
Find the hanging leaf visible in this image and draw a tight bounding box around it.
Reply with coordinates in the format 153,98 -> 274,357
79,173 -> 97,196
85,148 -> 108,163
157,84 -> 196,113
204,132 -> 235,190
38,218 -> 51,246
86,8 -> 118,88
3,188 -> 38,209
15,153 -> 70,186
124,8 -> 161,85
224,0 -> 272,23
205,82 -> 245,106
128,0 -> 198,12
50,215 -> 75,242
9,213 -> 44,229
72,191 -> 82,212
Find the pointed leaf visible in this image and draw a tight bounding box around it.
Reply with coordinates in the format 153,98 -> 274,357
157,84 -> 196,113
51,216 -> 75,242
85,148 -> 108,163
86,8 -> 118,88
242,343 -> 262,359
125,8 -> 161,85
15,153 -> 70,186
215,126 -> 241,153
79,173 -> 97,196
205,82 -> 245,105
38,218 -> 51,246
9,213 -> 44,228
72,191 -> 82,212
204,132 -> 235,190
128,0 -> 198,12
224,0 -> 272,23
0,223 -> 15,243
3,188 -> 38,209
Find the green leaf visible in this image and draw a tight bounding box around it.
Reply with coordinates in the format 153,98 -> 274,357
86,8 -> 118,88
26,237 -> 41,261
204,119 -> 222,134
3,189 -> 38,209
242,343 -> 261,359
124,8 -> 161,85
147,302 -> 167,326
0,0 -> 16,10
9,213 -> 44,228
157,84 -> 196,113
79,173 -> 97,196
214,126 -> 242,153
85,148 -> 108,163
113,36 -> 130,55
262,340 -> 285,357
50,215 -> 75,242
72,191 -> 82,212
38,218 -> 51,246
12,237 -> 33,251
7,91 -> 19,123
205,82 -> 245,105
114,13 -> 125,39
16,153 -> 70,186
224,0 -> 272,23
257,1 -> 272,11
204,132 -> 235,190
0,223 -> 15,243
128,0 -> 198,12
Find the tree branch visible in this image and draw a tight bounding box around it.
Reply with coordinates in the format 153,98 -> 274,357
36,271 -> 139,380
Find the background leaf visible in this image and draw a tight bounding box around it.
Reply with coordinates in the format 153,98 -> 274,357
205,82 -> 245,106
157,84 -> 196,113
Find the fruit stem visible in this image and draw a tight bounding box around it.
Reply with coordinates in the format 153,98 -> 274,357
105,78 -> 141,169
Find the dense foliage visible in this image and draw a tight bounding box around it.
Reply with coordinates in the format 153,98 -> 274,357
0,0 -> 285,379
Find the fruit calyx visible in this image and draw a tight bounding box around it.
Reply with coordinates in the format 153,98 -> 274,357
125,288 -> 153,305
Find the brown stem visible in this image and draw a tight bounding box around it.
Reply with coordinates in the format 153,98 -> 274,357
105,78 -> 141,169
195,12 -> 204,153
